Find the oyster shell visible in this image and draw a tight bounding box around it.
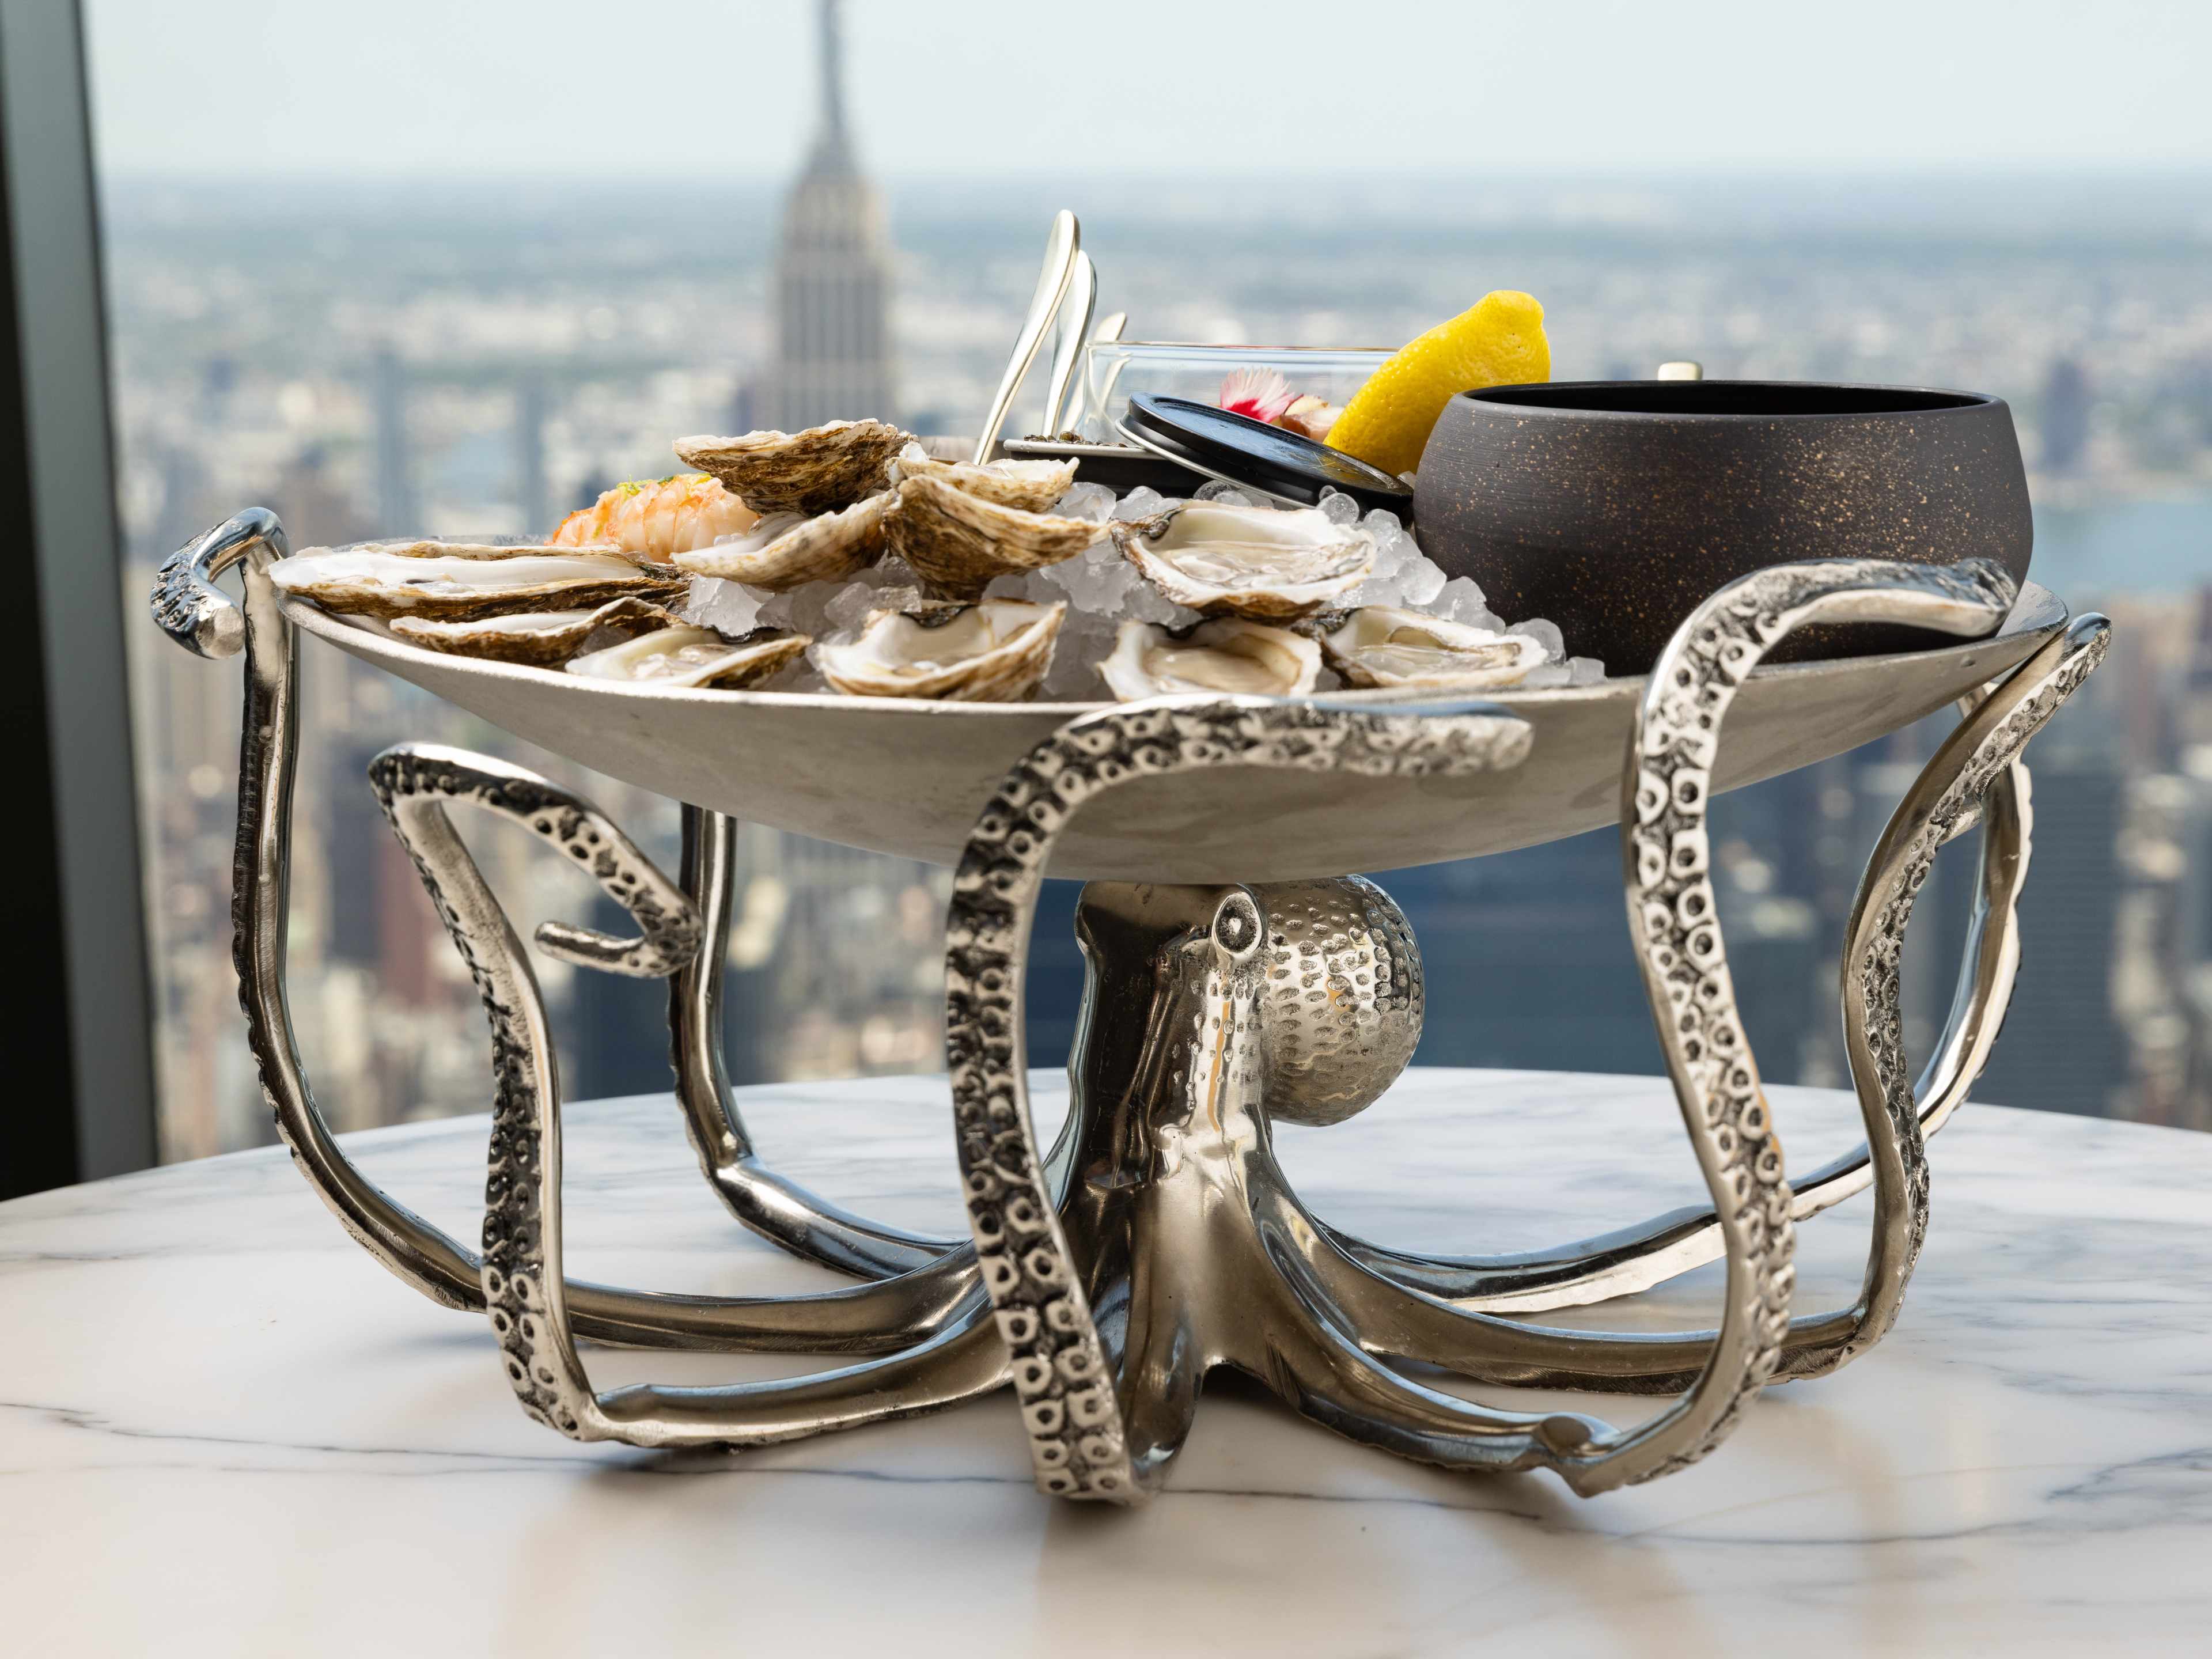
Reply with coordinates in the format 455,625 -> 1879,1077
388,596 -> 683,665
1320,607 -> 1551,689
673,420 -> 911,516
1099,617 -> 1321,700
887,473 -> 1102,600
269,542 -> 685,619
816,599 -> 1065,702
885,441 -> 1077,513
566,626 -> 809,690
671,492 -> 893,590
1111,502 -> 1375,619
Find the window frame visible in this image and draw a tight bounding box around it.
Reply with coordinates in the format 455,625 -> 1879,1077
0,0 -> 156,1194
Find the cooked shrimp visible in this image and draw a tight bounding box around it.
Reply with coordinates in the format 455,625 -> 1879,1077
552,474 -> 759,559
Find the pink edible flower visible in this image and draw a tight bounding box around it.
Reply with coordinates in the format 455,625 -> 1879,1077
1218,366 -> 1297,425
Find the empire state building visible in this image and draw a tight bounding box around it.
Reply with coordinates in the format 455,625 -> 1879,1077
763,0 -> 899,430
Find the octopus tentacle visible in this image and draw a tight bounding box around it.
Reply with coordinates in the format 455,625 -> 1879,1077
665,805 -> 963,1278
1253,1275 -> 1611,1482
154,511 -> 984,1353
945,559 -> 2030,1499
366,743 -> 1008,1444
944,692 -> 1590,1502
1287,613 -> 2107,1392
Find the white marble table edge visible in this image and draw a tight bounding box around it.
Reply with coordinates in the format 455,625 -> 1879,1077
4,1069 -> 2210,1658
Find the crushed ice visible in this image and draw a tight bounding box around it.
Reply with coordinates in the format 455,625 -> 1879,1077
693,482 -> 1604,698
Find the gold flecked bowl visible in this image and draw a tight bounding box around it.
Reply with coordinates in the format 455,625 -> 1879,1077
1412,381 -> 2035,676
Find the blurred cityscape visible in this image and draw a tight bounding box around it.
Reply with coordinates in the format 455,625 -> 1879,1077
101,64 -> 2212,1155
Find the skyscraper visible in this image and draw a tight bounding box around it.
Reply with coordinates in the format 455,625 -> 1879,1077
1976,750 -> 2131,1116
513,376 -> 549,536
2041,355 -> 2092,475
761,0 -> 898,430
370,346 -> 415,535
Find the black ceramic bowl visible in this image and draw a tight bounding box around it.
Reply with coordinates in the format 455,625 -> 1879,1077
1412,381 -> 2033,673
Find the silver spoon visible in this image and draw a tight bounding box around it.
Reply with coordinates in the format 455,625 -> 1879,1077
1040,250 -> 1098,438
1051,298 -> 1127,437
972,210 -> 1080,465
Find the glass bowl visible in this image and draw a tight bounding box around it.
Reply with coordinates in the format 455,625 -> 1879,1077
1073,341 -> 1391,441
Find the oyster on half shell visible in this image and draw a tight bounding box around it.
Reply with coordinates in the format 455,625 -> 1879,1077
887,473 -> 1102,600
1320,607 -> 1551,689
1110,502 -> 1375,620
388,596 -> 684,665
673,491 -> 893,590
566,626 -> 809,690
886,441 -> 1077,513
1099,617 -> 1320,701
674,420 -> 911,516
816,599 -> 1065,702
269,542 -> 684,620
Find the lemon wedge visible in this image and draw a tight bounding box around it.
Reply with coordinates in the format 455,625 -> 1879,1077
1327,291 -> 1550,477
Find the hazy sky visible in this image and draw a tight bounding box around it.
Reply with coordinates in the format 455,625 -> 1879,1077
88,0 -> 2212,181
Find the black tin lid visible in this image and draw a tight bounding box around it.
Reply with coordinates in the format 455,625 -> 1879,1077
999,435 -> 1206,497
1117,394 -> 1414,516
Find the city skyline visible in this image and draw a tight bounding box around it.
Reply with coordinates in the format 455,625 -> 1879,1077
106,161 -> 2212,1160
90,0 -> 2212,1159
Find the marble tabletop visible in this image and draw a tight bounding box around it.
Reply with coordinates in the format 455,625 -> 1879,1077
3,1068 -> 2207,1657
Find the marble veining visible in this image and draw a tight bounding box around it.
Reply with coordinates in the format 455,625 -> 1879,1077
2,1068 -> 2208,1657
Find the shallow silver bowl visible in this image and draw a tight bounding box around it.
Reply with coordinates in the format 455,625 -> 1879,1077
286,584 -> 2067,884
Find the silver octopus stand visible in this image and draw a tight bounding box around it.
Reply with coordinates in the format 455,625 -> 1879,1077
154,509 -> 2107,1501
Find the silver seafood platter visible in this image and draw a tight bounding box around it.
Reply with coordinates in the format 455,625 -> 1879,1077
143,205 -> 2116,1507
286,581 -> 2069,883
156,502 -> 2108,1503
